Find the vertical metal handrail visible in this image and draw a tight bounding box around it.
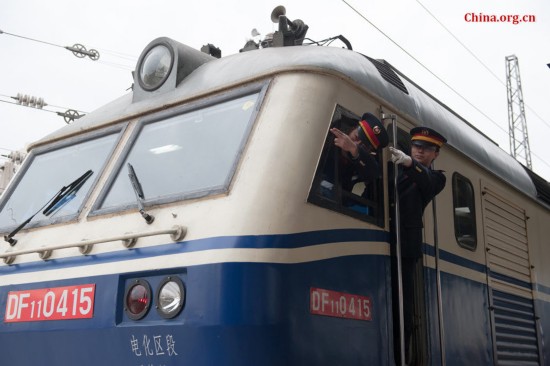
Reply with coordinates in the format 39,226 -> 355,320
384,113 -> 405,366
432,168 -> 446,366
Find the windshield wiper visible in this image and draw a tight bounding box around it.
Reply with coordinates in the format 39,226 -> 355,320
42,170 -> 94,216
127,163 -> 154,224
4,169 -> 94,246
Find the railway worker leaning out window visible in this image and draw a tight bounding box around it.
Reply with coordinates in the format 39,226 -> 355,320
390,126 -> 447,365
327,113 -> 389,202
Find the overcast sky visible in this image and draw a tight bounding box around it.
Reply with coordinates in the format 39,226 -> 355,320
1,0 -> 549,181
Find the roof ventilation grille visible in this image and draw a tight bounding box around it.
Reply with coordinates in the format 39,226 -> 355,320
365,56 -> 409,95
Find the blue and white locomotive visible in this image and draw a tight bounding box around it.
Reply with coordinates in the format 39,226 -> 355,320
0,6 -> 549,366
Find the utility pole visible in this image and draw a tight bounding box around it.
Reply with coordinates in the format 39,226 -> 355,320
505,55 -> 532,169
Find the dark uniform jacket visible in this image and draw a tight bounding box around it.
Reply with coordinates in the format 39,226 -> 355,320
340,145 -> 380,194
395,159 -> 445,258
397,159 -> 446,228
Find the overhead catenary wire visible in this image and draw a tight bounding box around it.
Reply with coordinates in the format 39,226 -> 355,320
0,30 -> 135,127
98,48 -> 137,62
415,1 -> 504,85
95,59 -> 134,72
0,30 -> 63,49
0,98 -> 85,116
339,0 -> 550,174
0,93 -> 87,115
415,0 -> 550,132
0,93 -> 88,125
0,30 -> 137,71
93,48 -> 136,71
0,29 -> 99,60
413,0 -> 550,172
340,0 -> 508,136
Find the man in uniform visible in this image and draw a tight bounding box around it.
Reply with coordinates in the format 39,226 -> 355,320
390,126 -> 447,365
330,112 -> 389,193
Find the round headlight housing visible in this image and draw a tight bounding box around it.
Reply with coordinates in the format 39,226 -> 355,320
125,279 -> 152,320
156,276 -> 185,319
138,44 -> 173,91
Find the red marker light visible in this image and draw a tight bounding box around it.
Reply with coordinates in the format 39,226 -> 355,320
125,280 -> 152,320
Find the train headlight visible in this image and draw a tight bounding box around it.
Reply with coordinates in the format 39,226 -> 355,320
138,44 -> 173,91
156,276 -> 185,319
133,37 -> 215,103
124,279 -> 152,320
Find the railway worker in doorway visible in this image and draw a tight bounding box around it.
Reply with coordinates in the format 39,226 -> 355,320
329,112 -> 389,194
390,126 -> 447,365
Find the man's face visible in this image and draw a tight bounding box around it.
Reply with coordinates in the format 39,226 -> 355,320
411,142 -> 438,167
349,128 -> 360,143
349,128 -> 372,151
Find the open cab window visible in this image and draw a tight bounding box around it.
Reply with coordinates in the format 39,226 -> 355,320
308,106 -> 385,226
94,91 -> 261,213
0,131 -> 120,232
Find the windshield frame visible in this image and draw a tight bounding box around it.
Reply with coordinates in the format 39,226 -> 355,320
90,81 -> 268,217
0,123 -> 127,234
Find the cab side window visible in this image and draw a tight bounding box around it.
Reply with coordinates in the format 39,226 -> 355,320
308,106 -> 384,226
452,173 -> 477,250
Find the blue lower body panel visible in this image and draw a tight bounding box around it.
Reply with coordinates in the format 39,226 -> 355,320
0,255 -> 393,365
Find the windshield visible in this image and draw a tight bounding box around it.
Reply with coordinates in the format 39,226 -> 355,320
0,133 -> 119,230
98,93 -> 259,210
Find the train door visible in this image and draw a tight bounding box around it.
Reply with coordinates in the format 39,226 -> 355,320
480,181 -> 543,365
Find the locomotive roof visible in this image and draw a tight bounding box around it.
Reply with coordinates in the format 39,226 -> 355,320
34,44 -> 539,200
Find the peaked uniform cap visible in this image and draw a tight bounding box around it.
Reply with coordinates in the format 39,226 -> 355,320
410,126 -> 447,148
357,113 -> 389,151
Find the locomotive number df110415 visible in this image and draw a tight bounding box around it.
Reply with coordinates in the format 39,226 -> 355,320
4,284 -> 95,323
310,287 -> 372,321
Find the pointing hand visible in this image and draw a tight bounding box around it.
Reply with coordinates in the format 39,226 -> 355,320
389,147 -> 412,167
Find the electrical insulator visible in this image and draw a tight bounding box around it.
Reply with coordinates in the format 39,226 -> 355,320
15,93 -> 27,106
13,93 -> 47,109
35,97 -> 45,109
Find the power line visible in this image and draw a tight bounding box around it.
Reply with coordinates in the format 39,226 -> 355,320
340,0 -> 508,137
98,48 -> 137,62
415,0 -> 550,132
0,93 -> 87,124
0,29 -> 100,60
415,1 -> 504,85
0,93 -> 87,114
0,29 -> 138,70
0,30 -> 62,49
95,59 -> 134,72
94,48 -> 136,71
340,0 -> 550,178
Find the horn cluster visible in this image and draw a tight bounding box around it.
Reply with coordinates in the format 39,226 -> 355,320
271,5 -> 287,23
269,5 -> 309,47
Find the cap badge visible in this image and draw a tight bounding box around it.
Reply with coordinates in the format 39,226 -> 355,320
373,126 -> 381,135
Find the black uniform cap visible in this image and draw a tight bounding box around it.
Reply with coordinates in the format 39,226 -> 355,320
410,126 -> 447,148
357,113 -> 389,151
